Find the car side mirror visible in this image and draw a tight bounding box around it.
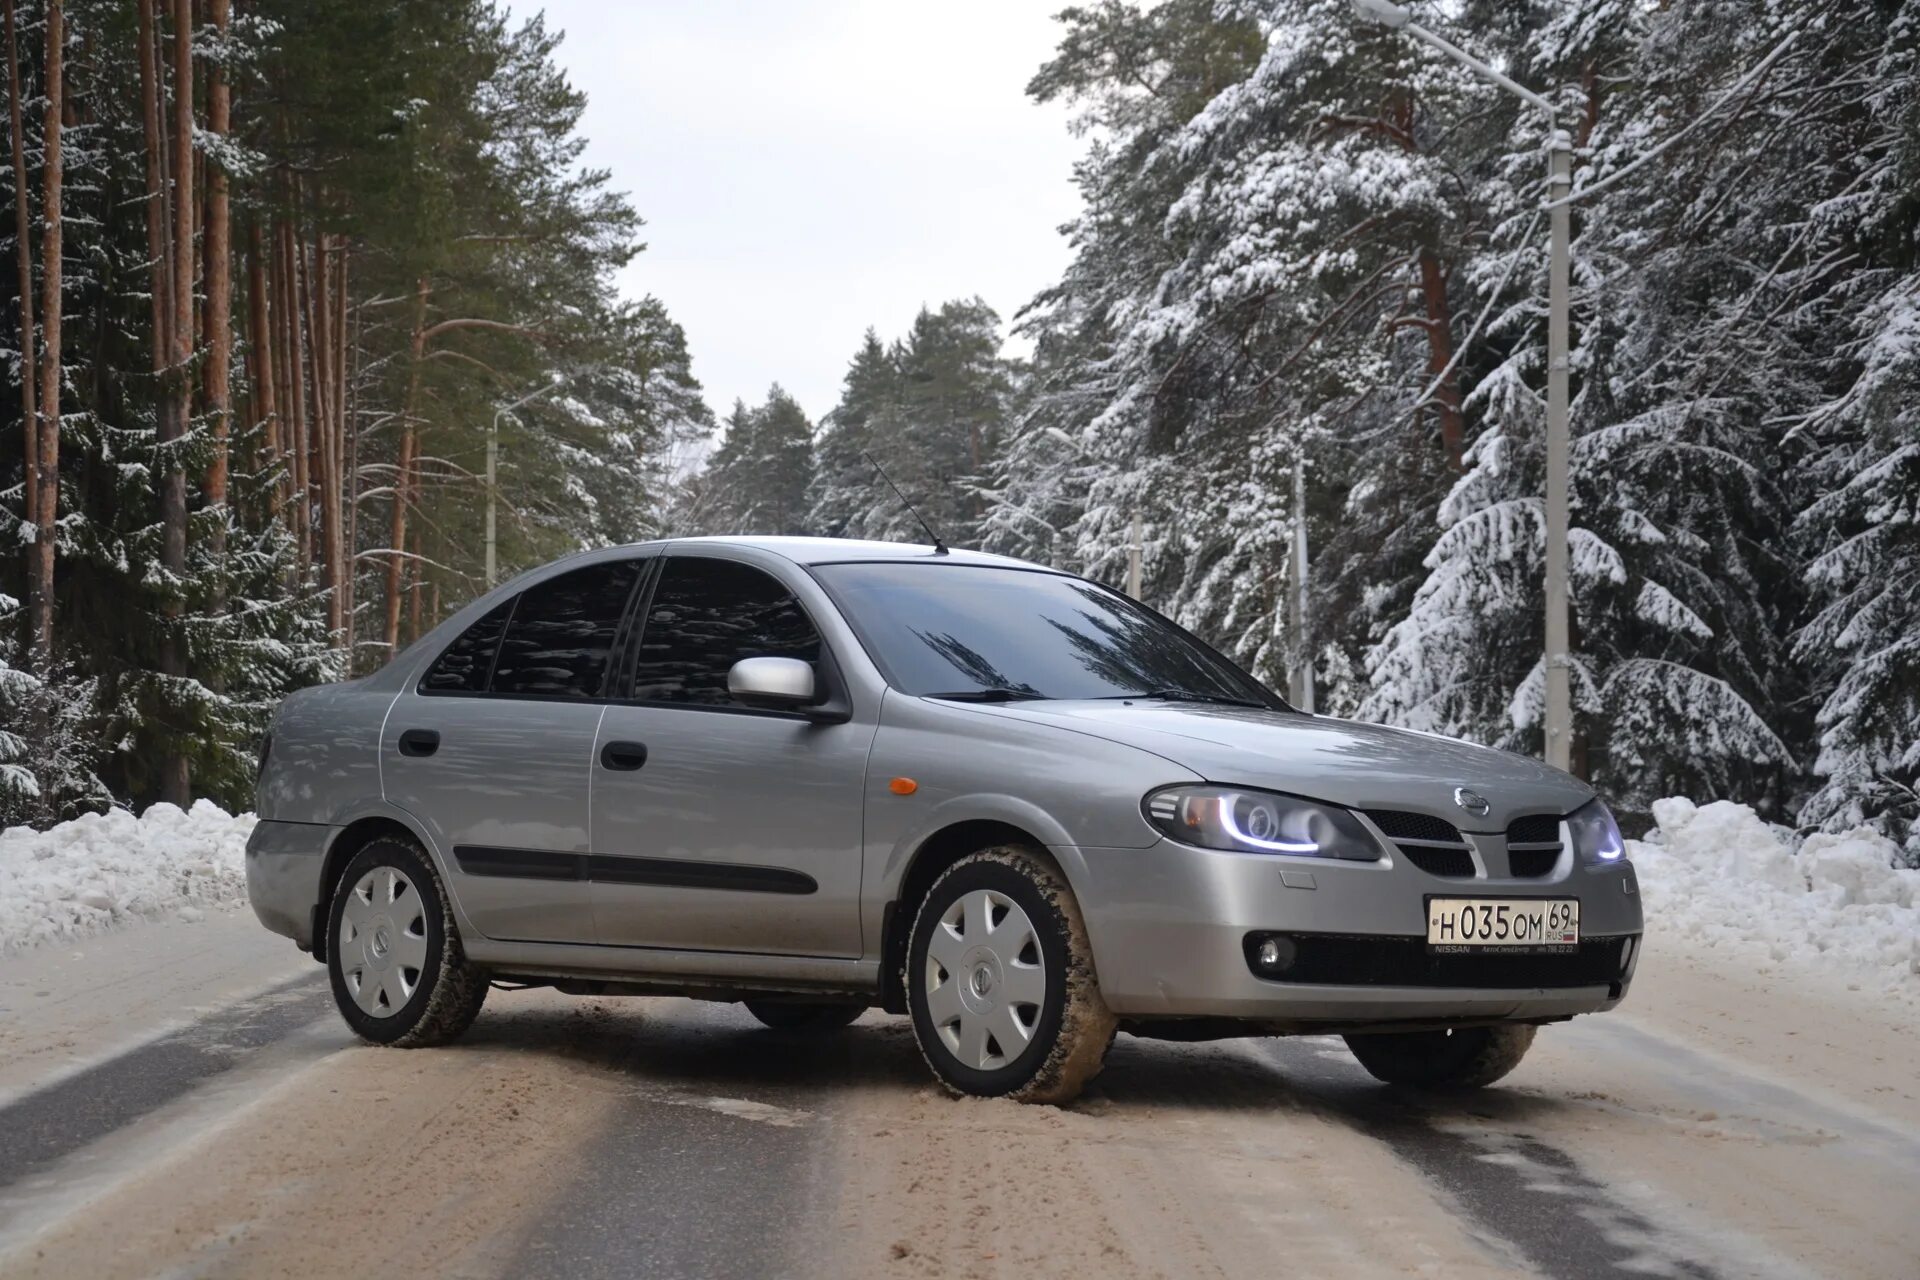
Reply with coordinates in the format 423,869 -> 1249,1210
727,656 -> 817,710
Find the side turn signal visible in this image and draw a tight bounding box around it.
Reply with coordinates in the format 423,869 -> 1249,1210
889,777 -> 918,796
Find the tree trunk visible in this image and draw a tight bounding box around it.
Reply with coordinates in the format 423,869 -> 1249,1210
154,0 -> 194,807
383,276 -> 430,656
305,233 -> 343,641
169,0 -> 192,384
5,0 -> 37,549
280,218 -> 309,571
29,0 -> 64,668
203,0 -> 232,603
335,244 -> 353,649
246,221 -> 279,522
1416,249 -> 1465,472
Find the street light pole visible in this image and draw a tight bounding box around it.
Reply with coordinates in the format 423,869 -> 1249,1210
1352,0 -> 1574,771
1543,137 -> 1573,772
488,376 -> 566,587
1290,453 -> 1316,714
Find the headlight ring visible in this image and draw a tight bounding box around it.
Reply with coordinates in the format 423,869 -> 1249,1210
1144,785 -> 1382,860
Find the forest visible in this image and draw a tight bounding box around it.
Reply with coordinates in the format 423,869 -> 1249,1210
4,1 -> 1917,863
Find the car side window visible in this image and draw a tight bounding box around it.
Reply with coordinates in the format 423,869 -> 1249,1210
488,560 -> 644,700
419,598 -> 515,693
630,558 -> 822,706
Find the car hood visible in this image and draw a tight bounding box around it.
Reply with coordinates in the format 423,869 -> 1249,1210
994,702 -> 1592,832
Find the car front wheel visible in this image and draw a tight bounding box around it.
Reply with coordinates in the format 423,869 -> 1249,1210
905,846 -> 1115,1105
1344,1024 -> 1536,1090
326,837 -> 488,1047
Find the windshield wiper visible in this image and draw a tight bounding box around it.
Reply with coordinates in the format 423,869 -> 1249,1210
923,688 -> 1050,703
1099,688 -> 1270,708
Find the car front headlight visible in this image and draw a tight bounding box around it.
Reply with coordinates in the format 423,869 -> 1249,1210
1144,785 -> 1382,860
1567,797 -> 1626,864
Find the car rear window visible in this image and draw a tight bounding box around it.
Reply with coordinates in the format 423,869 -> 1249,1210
419,598 -> 515,693
487,560 -> 643,699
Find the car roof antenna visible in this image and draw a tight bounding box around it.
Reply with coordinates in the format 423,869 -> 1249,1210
862,450 -> 948,555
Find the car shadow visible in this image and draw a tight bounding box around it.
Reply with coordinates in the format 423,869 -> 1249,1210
437,993 -> 1590,1131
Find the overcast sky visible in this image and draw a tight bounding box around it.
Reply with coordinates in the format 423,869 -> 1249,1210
501,1 -> 1086,427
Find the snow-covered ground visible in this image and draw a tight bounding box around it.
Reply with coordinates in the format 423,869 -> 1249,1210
0,802 -> 254,954
3,797 -> 1916,996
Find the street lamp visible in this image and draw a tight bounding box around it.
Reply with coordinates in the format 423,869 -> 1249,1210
1352,0 -> 1574,773
488,374 -> 566,586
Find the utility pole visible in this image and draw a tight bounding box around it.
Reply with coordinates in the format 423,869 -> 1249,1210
1289,454 -> 1316,713
1542,136 -> 1573,771
1126,510 -> 1142,600
488,377 -> 565,586
1352,0 -> 1573,770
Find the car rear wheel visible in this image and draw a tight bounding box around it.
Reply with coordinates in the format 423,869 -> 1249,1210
327,837 -> 488,1047
742,1000 -> 866,1031
1344,1024 -> 1536,1090
905,846 -> 1116,1105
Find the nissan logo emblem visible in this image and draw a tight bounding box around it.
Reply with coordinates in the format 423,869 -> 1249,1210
1453,787 -> 1491,818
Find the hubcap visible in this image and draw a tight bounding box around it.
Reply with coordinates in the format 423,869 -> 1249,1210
339,866 -> 428,1019
923,888 -> 1046,1070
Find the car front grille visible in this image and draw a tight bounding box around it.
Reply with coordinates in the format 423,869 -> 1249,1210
1505,812 -> 1565,878
1365,809 -> 1475,878
1244,932 -> 1635,989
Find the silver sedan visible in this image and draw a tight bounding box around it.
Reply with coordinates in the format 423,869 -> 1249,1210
247,537 -> 1642,1103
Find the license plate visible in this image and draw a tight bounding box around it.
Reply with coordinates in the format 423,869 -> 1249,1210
1427,898 -> 1579,950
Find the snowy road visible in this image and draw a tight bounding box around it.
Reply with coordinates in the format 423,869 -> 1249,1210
1,909 -> 1915,1279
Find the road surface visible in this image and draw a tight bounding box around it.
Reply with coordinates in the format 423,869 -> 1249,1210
1,908 -> 1914,1279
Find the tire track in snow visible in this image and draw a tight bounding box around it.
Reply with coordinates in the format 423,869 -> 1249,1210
1253,1036 -> 1749,1280
0,972 -> 328,1194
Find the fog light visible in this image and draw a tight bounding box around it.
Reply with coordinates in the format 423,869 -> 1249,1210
1253,935 -> 1297,973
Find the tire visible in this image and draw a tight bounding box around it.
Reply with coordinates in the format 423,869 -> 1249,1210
905,846 -> 1116,1105
1344,1024 -> 1536,1090
326,837 -> 488,1047
742,1000 -> 867,1031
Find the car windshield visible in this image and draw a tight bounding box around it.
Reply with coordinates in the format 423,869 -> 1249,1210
813,562 -> 1280,706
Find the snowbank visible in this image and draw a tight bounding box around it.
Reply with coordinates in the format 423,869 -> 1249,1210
1630,798 -> 1920,991
0,802 -> 255,954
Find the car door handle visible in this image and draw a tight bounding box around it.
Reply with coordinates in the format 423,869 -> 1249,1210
599,740 -> 648,771
398,729 -> 440,758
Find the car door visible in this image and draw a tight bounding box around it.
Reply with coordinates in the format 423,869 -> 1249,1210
383,556 -> 646,943
589,552 -> 875,957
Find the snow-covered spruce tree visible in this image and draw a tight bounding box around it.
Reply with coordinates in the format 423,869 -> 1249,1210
1362,1 -> 1822,819
1788,0 -> 1920,860
990,0 -> 1266,606
700,388 -> 815,537
808,331 -> 899,539
807,301 -> 1016,548
1006,0 -> 1521,690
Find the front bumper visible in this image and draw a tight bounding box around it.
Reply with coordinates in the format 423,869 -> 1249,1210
244,819 -> 332,950
1064,838 -> 1643,1023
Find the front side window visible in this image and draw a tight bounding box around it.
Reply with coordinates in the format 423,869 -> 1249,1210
488,560 -> 643,699
813,562 -> 1276,704
420,598 -> 514,693
630,558 -> 822,705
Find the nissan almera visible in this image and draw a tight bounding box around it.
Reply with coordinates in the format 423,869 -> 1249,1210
247,537 -> 1641,1103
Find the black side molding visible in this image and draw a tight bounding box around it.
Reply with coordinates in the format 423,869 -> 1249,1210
587,855 -> 816,895
451,846 -> 816,895
454,846 -> 587,881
